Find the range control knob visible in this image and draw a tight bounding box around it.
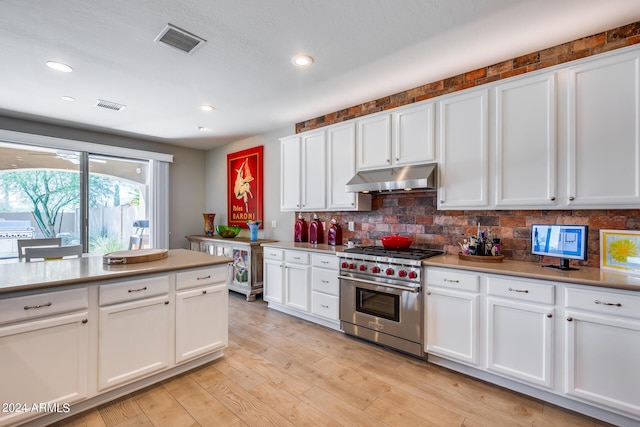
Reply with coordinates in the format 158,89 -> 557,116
385,267 -> 394,276
398,270 -> 407,278
371,266 -> 381,274
408,271 -> 418,279
341,262 -> 348,269
349,263 -> 356,270
359,264 -> 367,271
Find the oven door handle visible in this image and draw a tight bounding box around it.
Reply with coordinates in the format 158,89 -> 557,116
339,275 -> 420,293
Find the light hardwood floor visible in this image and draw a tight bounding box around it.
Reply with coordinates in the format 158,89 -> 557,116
55,291 -> 611,427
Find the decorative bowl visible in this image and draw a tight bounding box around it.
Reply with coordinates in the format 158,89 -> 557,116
381,234 -> 414,249
216,225 -> 241,238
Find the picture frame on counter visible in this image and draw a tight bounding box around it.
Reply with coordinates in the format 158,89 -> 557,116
600,229 -> 640,275
227,145 -> 263,228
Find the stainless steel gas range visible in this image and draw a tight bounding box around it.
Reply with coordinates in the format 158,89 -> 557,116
337,246 -> 443,358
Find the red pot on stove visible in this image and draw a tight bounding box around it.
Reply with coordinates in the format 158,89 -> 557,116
380,234 -> 414,249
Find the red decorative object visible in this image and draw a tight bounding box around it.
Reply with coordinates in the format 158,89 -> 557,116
227,146 -> 263,228
380,234 -> 414,249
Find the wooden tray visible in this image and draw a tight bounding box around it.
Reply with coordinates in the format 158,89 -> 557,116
103,248 -> 168,265
458,253 -> 504,263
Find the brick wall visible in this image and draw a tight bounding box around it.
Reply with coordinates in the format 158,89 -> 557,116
293,21 -> 640,269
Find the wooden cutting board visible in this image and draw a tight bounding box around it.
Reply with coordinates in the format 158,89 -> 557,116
103,248 -> 169,265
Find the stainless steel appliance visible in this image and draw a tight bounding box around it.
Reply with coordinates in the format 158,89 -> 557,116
0,220 -> 35,258
337,246 -> 443,358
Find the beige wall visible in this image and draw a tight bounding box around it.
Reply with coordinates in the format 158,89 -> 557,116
205,125 -> 294,242
0,115 -> 207,249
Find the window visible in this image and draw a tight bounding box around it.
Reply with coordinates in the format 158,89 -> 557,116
0,131 -> 172,257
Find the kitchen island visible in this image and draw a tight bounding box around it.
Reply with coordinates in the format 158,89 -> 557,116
0,249 -> 231,427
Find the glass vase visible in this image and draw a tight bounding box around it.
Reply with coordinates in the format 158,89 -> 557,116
203,213 -> 216,236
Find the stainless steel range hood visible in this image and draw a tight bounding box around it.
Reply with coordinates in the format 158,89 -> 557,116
345,163 -> 437,193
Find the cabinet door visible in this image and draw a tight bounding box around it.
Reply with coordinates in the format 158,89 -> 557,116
280,135 -> 301,211
495,74 -> 557,207
567,51 -> 640,207
98,295 -> 171,390
394,102 -> 435,166
565,310 -> 640,416
357,113 -> 392,170
285,263 -> 309,311
301,130 -> 326,210
263,259 -> 284,304
438,89 -> 489,209
426,286 -> 479,366
175,283 -> 228,364
0,312 -> 88,427
327,122 -> 358,210
487,297 -> 554,388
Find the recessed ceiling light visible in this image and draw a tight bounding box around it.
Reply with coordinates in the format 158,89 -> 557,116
200,105 -> 215,111
46,61 -> 73,73
61,96 -> 75,101
292,55 -> 314,67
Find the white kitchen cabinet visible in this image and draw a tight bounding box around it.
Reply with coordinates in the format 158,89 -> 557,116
494,73 -> 557,207
263,248 -> 284,304
284,251 -> 310,311
310,253 -> 340,322
357,102 -> 435,171
0,288 -> 89,427
426,268 -> 480,366
486,276 -> 555,389
564,286 -> 640,417
98,276 -> 171,391
301,130 -> 326,210
327,122 -> 371,211
280,135 -> 302,210
438,88 -> 490,209
566,49 -> 640,208
175,266 -> 228,363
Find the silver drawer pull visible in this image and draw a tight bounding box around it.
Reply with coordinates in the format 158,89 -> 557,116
595,299 -> 621,307
321,260 -> 329,264
128,286 -> 148,293
293,256 -> 301,260
270,253 -> 277,256
320,304 -> 329,308
197,275 -> 211,280
24,302 -> 52,310
508,287 -> 529,293
321,280 -> 330,284
444,278 -> 459,283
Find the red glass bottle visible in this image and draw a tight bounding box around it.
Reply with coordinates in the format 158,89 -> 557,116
327,219 -> 342,246
309,213 -> 324,244
294,213 -> 308,242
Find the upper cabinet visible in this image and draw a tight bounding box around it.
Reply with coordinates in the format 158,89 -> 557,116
438,89 -> 489,209
565,49 -> 640,208
280,135 -> 302,211
357,101 -> 436,171
494,73 -> 557,208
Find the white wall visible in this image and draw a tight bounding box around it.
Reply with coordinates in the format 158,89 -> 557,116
205,125 -> 294,242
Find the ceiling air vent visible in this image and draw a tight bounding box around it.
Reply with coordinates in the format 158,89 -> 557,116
96,99 -> 126,112
155,24 -> 206,54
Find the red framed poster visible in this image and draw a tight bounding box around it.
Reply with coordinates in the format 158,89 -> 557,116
227,146 -> 263,228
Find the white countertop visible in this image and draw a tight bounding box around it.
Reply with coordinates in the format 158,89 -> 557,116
260,241 -> 346,254
0,249 -> 232,295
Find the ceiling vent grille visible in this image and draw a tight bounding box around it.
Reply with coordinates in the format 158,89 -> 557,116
155,24 -> 206,54
96,99 -> 126,112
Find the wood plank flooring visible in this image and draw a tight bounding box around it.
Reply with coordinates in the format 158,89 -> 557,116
55,292 -> 610,427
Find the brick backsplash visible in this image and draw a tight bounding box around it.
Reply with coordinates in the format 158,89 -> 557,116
295,21 -> 640,134
298,193 -> 640,268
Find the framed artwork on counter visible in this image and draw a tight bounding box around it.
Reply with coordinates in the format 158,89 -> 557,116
600,229 -> 640,274
227,146 -> 263,228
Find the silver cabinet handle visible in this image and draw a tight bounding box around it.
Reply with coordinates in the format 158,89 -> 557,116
202,290 -> 208,294
82,319 -> 88,324
569,196 -> 575,201
444,278 -> 459,283
197,275 -> 211,280
321,304 -> 329,308
547,313 -> 553,318
567,317 -> 573,321
595,299 -> 621,307
128,286 -> 148,293
550,196 -> 556,201
321,280 -> 330,284
24,302 -> 52,310
508,287 -> 529,293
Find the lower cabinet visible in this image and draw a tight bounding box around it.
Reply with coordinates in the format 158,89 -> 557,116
263,248 -> 284,304
564,286 -> 640,416
310,254 -> 340,321
0,287 -> 89,427
284,251 -> 310,311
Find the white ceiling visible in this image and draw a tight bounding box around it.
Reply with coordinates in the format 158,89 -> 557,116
1,0 -> 639,150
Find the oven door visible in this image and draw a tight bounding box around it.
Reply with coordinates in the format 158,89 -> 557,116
339,275 -> 422,345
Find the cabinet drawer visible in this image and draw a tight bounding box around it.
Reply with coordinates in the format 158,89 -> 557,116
311,267 -> 339,296
312,253 -> 338,269
427,268 -> 479,292
565,286 -> 640,319
176,266 -> 228,290
486,276 -> 554,305
0,287 -> 88,325
100,275 -> 170,306
285,251 -> 309,265
263,248 -> 283,261
311,291 -> 339,320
